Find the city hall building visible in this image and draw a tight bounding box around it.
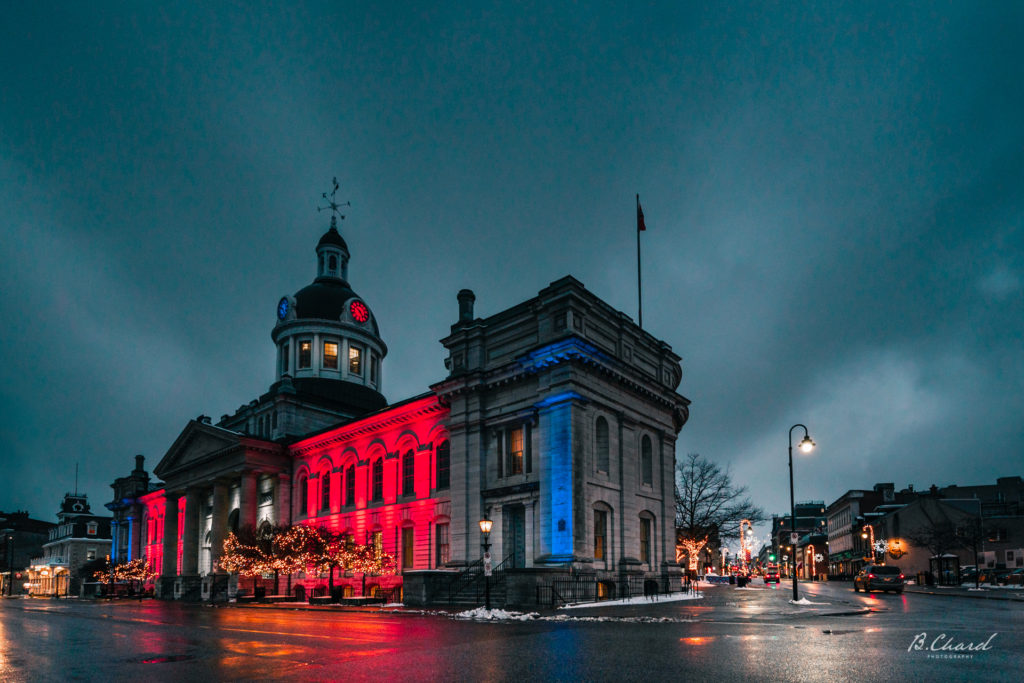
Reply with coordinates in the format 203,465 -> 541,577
128,210 -> 691,605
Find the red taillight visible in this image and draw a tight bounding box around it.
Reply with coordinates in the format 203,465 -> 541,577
899,573 -> 904,579
868,573 -> 876,578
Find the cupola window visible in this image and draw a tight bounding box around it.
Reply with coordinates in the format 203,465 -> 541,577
328,254 -> 337,273
299,340 -> 312,369
348,345 -> 362,375
323,341 -> 339,369
281,343 -> 290,373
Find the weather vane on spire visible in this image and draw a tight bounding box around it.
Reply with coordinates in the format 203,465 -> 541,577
317,177 -> 350,229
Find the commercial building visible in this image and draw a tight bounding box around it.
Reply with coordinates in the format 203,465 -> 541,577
27,492 -> 112,596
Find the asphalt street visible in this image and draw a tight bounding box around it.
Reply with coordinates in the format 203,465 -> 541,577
1,581 -> 1021,682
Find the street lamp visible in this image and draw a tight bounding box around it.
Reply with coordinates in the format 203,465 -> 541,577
478,516 -> 493,610
788,424 -> 815,601
860,525 -> 875,563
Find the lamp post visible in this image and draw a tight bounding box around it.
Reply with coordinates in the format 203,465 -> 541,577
478,516 -> 493,610
860,525 -> 875,563
788,424 -> 815,601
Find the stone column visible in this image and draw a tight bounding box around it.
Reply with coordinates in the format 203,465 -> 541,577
277,473 -> 292,527
210,481 -> 230,572
181,488 -> 201,576
524,501 -> 536,567
161,494 -> 180,577
239,471 -> 258,529
110,520 -> 120,563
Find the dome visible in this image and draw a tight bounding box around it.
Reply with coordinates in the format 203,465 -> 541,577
317,226 -> 348,251
292,279 -> 380,336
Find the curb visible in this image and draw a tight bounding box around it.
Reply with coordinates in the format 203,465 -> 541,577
903,587 -> 1024,602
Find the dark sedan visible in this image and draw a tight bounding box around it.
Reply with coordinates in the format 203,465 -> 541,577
853,564 -> 904,593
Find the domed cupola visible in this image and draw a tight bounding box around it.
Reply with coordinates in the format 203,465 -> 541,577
271,188 -> 387,403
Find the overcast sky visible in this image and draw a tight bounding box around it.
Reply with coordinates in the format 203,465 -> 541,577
2,2 -> 1021,543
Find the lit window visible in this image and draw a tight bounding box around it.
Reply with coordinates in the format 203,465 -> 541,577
641,435 -> 653,486
87,522 -> 98,536
323,341 -> 339,369
596,417 -> 609,472
594,510 -> 607,560
402,450 -> 415,497
507,427 -> 524,476
436,523 -> 450,566
436,440 -> 450,490
402,527 -> 414,569
299,340 -> 312,368
349,345 -> 362,375
640,517 -> 652,564
372,530 -> 383,558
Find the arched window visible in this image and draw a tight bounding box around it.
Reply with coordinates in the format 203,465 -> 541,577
298,474 -> 308,516
593,504 -> 611,564
371,459 -> 384,502
321,469 -> 331,512
402,450 -> 415,497
345,464 -> 355,506
641,435 -> 653,486
328,254 -> 337,272
595,417 -> 609,472
436,440 -> 450,490
639,512 -> 655,564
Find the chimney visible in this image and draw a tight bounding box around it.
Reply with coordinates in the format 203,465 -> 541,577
457,289 -> 476,323
134,454 -> 145,473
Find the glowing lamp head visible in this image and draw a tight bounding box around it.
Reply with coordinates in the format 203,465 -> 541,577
799,435 -> 815,453
861,531 -> 869,540
478,518 -> 493,536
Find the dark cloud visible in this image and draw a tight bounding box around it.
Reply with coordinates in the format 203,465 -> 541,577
2,2 -> 1021,538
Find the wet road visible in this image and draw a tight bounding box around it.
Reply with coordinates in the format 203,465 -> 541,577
1,581 -> 1021,682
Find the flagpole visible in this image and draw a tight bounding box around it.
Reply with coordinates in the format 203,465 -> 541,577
637,193 -> 643,329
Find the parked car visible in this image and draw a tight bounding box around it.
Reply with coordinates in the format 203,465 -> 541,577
978,568 -> 1009,585
999,568 -> 1024,585
959,567 -> 979,585
853,564 -> 904,593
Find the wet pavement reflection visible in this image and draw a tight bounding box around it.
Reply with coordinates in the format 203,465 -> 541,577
1,581 -> 1020,681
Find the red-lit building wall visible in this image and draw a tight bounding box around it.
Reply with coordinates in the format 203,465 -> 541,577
139,490 -> 165,582
289,395 -> 450,596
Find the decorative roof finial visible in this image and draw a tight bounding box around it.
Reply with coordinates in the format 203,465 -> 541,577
317,177 -> 350,230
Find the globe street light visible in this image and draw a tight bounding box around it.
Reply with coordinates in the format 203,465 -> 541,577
478,516 -> 493,610
788,424 -> 815,601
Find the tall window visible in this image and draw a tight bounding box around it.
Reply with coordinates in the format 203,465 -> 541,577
402,527 -> 414,569
323,341 -> 339,369
402,450 -> 415,497
349,345 -> 362,375
595,417 -> 609,472
594,509 -> 607,561
370,353 -> 378,384
298,474 -> 308,516
371,459 -> 383,502
298,340 -> 312,368
345,464 -> 355,507
640,516 -> 652,564
507,426 -> 524,476
641,435 -> 653,486
281,343 -> 289,373
321,470 -> 331,512
436,440 -> 450,490
372,530 -> 383,558
436,523 -> 450,566
328,254 -> 337,273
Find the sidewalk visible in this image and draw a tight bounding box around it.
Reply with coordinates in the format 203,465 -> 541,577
903,583 -> 1024,602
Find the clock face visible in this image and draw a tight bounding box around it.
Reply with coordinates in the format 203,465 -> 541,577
350,300 -> 369,323
277,297 -> 289,320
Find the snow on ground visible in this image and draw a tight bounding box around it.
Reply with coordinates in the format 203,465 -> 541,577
789,598 -> 829,605
558,591 -> 703,610
451,607 -> 698,623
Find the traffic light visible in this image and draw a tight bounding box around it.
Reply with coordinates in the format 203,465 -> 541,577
769,553 -> 776,562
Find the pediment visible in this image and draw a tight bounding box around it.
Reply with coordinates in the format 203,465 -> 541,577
154,420 -> 244,479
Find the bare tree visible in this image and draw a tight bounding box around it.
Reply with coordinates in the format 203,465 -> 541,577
675,453 -> 766,569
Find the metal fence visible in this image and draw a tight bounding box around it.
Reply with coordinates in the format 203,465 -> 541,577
536,574 -> 683,608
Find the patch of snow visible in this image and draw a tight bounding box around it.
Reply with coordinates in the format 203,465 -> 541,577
789,598 -> 829,605
558,591 -> 703,610
454,607 -> 540,621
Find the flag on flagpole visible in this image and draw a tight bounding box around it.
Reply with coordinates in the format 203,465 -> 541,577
637,199 -> 646,232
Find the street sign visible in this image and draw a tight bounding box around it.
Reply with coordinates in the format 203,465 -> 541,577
790,533 -> 798,544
